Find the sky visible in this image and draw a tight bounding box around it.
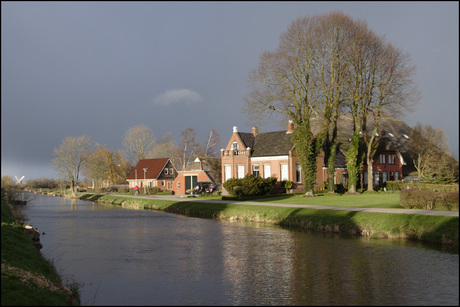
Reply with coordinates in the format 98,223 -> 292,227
2,1 -> 459,181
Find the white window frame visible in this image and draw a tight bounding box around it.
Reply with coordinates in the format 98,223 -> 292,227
252,164 -> 260,177
388,154 -> 395,165
237,164 -> 245,179
263,164 -> 271,178
224,164 -> 232,182
380,154 -> 386,164
296,163 -> 302,183
280,163 -> 288,181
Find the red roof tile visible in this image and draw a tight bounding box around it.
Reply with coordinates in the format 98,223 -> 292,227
127,158 -> 170,180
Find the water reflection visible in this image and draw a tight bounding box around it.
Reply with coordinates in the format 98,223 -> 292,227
23,194 -> 458,306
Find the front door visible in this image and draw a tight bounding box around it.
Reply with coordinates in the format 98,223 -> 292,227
185,175 -> 197,193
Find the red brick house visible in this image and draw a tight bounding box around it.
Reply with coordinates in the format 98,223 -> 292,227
127,158 -> 177,191
172,157 -> 221,195
221,116 -> 415,194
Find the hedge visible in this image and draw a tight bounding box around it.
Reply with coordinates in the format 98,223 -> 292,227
399,188 -> 459,210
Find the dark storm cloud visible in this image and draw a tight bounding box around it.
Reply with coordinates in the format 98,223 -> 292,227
2,1 -> 458,180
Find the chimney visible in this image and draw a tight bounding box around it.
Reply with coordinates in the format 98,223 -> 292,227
286,120 -> 294,134
252,127 -> 259,136
233,126 -> 238,133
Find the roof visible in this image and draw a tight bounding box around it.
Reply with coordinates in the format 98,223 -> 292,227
235,113 -> 416,168
127,158 -> 171,180
182,157 -> 222,184
310,112 -> 412,154
238,131 -> 294,157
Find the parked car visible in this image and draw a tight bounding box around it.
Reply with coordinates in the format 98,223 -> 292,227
205,184 -> 220,194
193,181 -> 213,194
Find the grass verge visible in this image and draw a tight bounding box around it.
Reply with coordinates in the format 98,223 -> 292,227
78,193 -> 458,248
1,194 -> 81,306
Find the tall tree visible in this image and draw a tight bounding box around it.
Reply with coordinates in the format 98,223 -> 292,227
244,12 -> 418,195
409,123 -> 454,182
244,15 -> 321,196
203,129 -> 222,157
175,127 -> 203,171
122,125 -> 156,166
149,131 -> 178,158
52,135 -> 92,197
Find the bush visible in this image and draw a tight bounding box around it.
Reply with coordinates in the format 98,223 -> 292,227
281,180 -> 293,189
400,189 -> 459,210
385,181 -> 406,191
223,174 -> 277,198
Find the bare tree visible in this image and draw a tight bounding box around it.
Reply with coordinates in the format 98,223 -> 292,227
52,135 -> 92,197
83,145 -> 108,189
244,15 -> 322,196
244,12 -> 419,195
122,125 -> 156,166
409,123 -> 451,180
149,131 -> 178,157
203,129 -> 222,157
175,127 -> 203,171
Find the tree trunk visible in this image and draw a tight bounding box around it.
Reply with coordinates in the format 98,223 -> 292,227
367,160 -> 374,192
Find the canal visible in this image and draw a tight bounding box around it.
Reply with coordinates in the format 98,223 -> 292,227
22,194 -> 458,305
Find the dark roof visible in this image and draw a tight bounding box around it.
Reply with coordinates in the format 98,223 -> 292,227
127,158 -> 171,180
182,157 -> 222,184
251,131 -> 294,156
310,112 -> 412,154
237,113 -> 415,169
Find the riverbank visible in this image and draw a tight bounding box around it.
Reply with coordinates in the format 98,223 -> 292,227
1,194 -> 81,306
78,193 -> 459,248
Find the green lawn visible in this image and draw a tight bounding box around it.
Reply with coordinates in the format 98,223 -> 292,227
238,192 -> 403,209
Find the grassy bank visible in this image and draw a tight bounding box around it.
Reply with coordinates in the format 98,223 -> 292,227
1,194 -> 80,306
78,193 -> 459,248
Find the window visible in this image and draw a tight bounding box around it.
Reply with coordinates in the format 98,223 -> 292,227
280,164 -> 288,181
165,168 -> 168,175
382,171 -> 388,183
296,163 -> 302,183
380,154 -> 386,164
252,164 -> 260,177
388,154 -> 395,164
395,172 -> 399,181
363,171 -> 368,185
162,180 -> 165,186
224,164 -> 232,182
177,182 -> 180,189
374,172 -> 380,186
167,182 -> 172,189
390,172 -> 394,181
237,164 -> 245,179
263,164 -> 271,178
170,168 -> 174,175
232,142 -> 239,153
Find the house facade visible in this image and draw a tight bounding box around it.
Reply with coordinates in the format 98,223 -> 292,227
172,157 -> 221,195
221,117 -> 413,194
126,158 -> 177,191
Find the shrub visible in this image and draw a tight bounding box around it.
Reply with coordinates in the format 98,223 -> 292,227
385,181 -> 406,191
223,174 -> 277,198
282,180 -> 293,189
435,191 -> 459,211
147,187 -> 161,195
400,189 -> 459,210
